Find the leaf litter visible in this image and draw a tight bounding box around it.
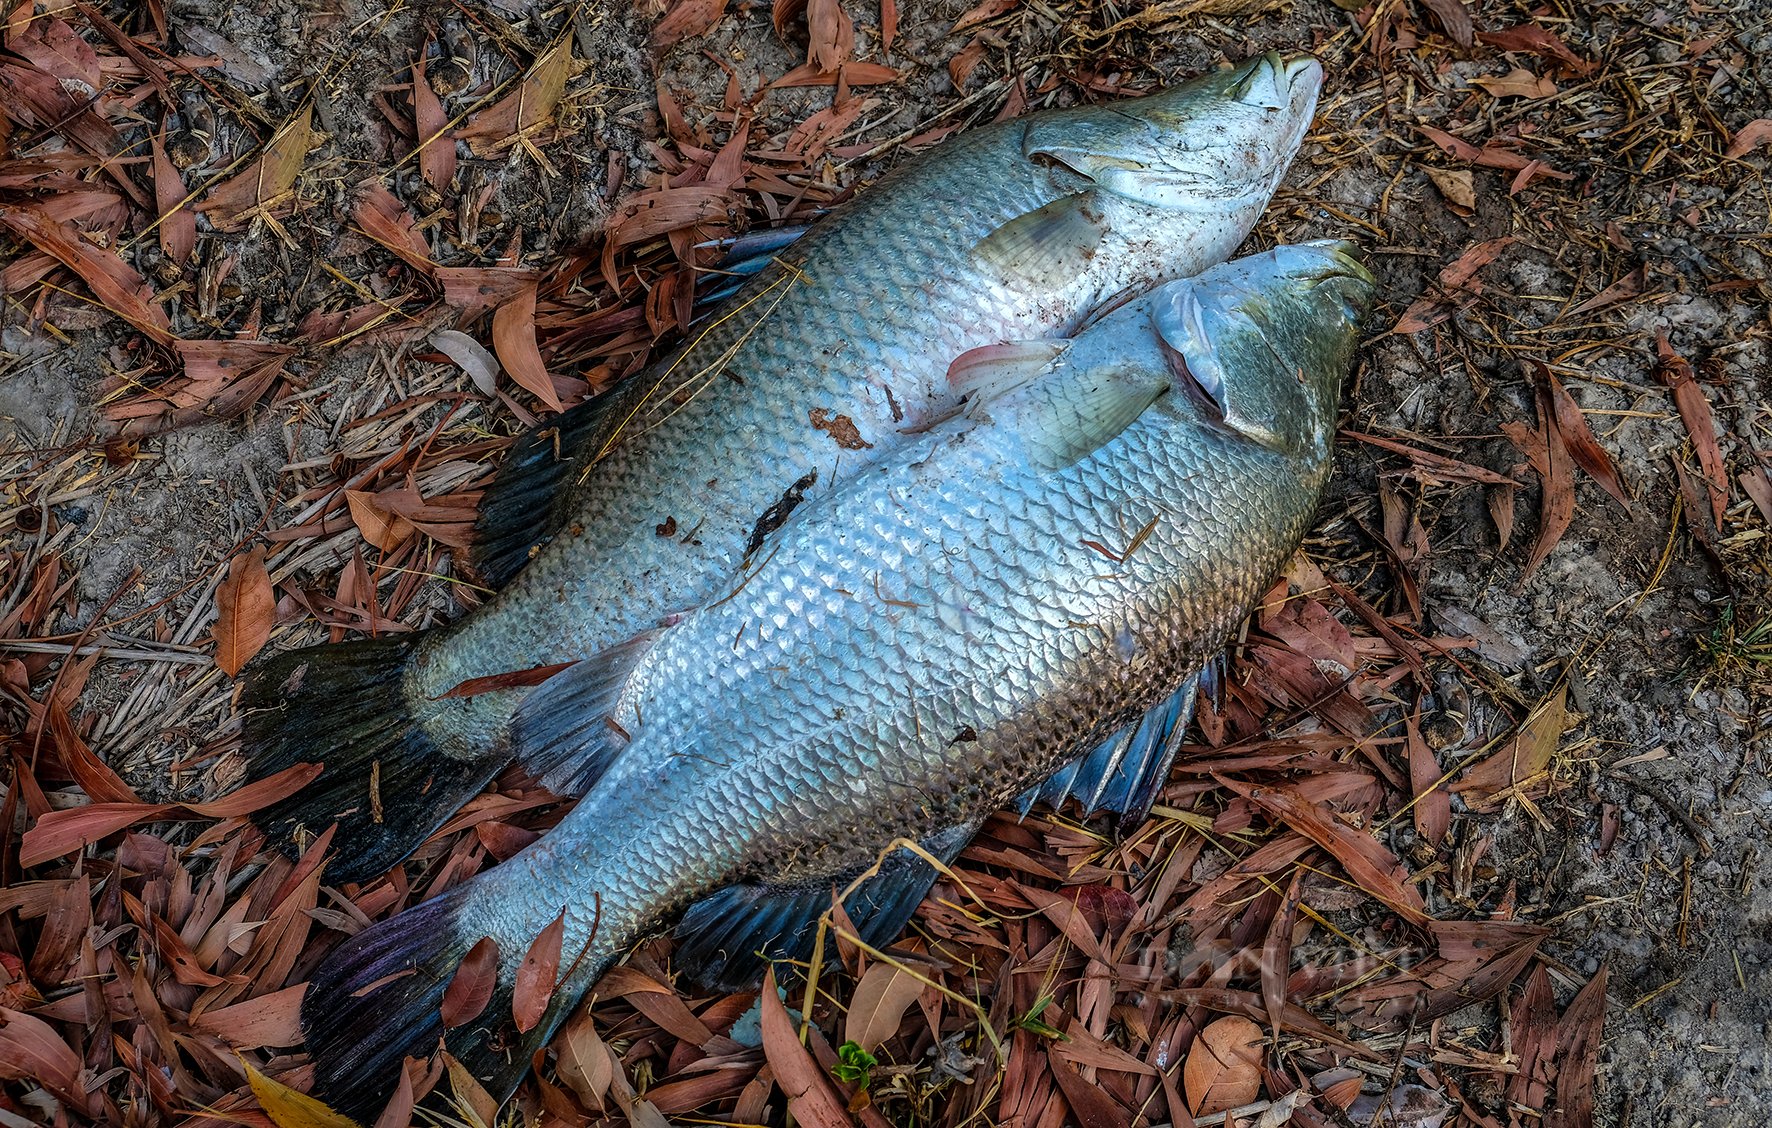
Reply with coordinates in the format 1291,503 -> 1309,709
5,0 -> 1771,1124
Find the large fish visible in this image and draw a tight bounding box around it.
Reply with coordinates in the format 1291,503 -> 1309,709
238,54 -> 1325,881
301,242 -> 1375,1116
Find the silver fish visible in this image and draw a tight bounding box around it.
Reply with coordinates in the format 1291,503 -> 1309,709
301,242 -> 1375,1116
237,54 -> 1325,882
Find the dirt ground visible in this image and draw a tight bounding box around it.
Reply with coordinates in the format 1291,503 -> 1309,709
3,0 -> 1770,1124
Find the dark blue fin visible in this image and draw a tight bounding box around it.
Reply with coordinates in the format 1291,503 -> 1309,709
674,821 -> 977,993
304,884 -> 509,1121
509,631 -> 659,796
692,224 -> 813,314
1021,674 -> 1200,827
240,634 -> 501,884
468,385 -> 634,590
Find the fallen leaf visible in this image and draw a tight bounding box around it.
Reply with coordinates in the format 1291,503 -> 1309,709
512,911 -> 565,1033
1725,119 -> 1772,159
413,55 -> 456,190
441,938 -> 500,1028
1565,265 -> 1645,317
1453,684 -> 1566,809
352,181 -> 434,273
0,206 -> 175,345
432,329 -> 500,396
437,661 -> 577,699
759,970 -> 854,1128
213,547 -> 274,677
345,490 -> 416,552
805,0 -> 855,72
1391,236 -> 1515,334
151,131 -> 195,265
1655,334 -> 1728,529
653,0 -> 729,48
459,36 -> 575,157
952,0 -> 1018,32
1535,363 -> 1630,510
244,1059 -> 364,1128
1424,167 -> 1475,213
492,281 -> 565,411
1555,964 -> 1608,1128
1470,66 -> 1557,99
1517,383 -> 1576,582
1416,0 -> 1472,46
445,1054 -> 499,1128
1406,700 -> 1451,845
770,60 -> 900,86
1183,1015 -> 1263,1115
554,1007 -> 614,1110
844,960 -> 927,1053
1477,23 -> 1592,73
949,38 -> 987,89
198,105 -> 317,231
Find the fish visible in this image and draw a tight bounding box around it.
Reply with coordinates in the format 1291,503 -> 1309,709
299,241 -> 1376,1117
235,53 -> 1326,882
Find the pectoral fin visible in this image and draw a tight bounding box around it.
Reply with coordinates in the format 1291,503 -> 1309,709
973,192 -> 1109,289
1008,364 -> 1169,472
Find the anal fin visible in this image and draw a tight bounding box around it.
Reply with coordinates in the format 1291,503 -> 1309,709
1022,673 -> 1200,828
509,631 -> 659,796
674,821 -> 978,993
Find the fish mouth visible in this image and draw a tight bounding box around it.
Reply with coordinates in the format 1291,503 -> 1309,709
1231,51 -> 1325,110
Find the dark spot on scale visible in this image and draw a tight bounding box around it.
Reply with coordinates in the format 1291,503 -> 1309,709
948,726 -> 978,746
882,384 -> 903,423
809,407 -> 873,450
743,470 -> 818,560
656,515 -> 678,536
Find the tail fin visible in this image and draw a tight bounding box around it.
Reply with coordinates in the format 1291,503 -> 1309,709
303,877 -> 602,1121
239,635 -> 504,884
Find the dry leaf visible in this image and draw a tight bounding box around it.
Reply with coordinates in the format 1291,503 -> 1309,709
198,105 -> 317,231
1725,119 -> 1772,159
1555,965 -> 1608,1128
952,0 -> 1018,32
431,329 -> 500,396
413,55 -> 456,191
1477,23 -> 1592,74
345,490 -> 416,552
1565,265 -> 1644,317
1453,684 -> 1566,809
652,0 -> 729,49
1470,66 -> 1557,99
759,969 -> 854,1128
441,938 -> 500,1028
244,1059 -> 364,1128
1424,167 -> 1475,213
1183,1015 -> 1263,1115
458,37 -> 574,157
151,131 -> 195,265
1406,701 -> 1450,845
805,0 -> 855,72
1535,364 -> 1630,510
492,281 -> 565,412
844,960 -> 926,1053
1416,0 -> 1472,46
1655,335 -> 1728,529
513,911 -> 565,1034
213,547 -> 274,677
0,206 -> 175,345
554,1007 -> 615,1109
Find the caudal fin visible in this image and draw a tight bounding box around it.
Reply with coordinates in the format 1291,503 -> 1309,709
239,635 -> 504,884
303,876 -> 601,1120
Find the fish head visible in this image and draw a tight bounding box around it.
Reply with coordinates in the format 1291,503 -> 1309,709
1022,52 -> 1323,215
1152,240 -> 1374,456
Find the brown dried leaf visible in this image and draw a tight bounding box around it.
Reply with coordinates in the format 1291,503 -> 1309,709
1725,119 -> 1772,159
805,0 -> 855,72
214,547 -> 274,677
441,937 -> 500,1028
771,60 -> 900,87
1565,265 -> 1644,317
458,37 -> 575,156
1539,371 -> 1629,509
1655,335 -> 1728,529
437,661 -> 576,699
1470,66 -> 1556,99
193,984 -> 305,1048
952,0 -> 1019,32
1453,684 -> 1566,809
198,105 -> 317,232
554,1007 -> 614,1110
1406,701 -> 1451,845
151,132 -> 195,266
1183,1015 -> 1263,1115
512,911 -> 565,1033
759,969 -> 854,1128
1477,24 -> 1592,74
1555,964 -> 1608,1128
345,490 -> 416,552
352,181 -> 434,273
0,206 -> 175,345
413,56 -> 456,191
492,281 -> 565,412
1423,167 -> 1474,214
653,0 -> 729,49
1391,236 -> 1515,334
845,960 -> 928,1053
949,38 -> 988,90
1518,385 -> 1576,582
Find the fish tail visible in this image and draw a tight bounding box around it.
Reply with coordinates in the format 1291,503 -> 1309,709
303,872 -> 609,1120
239,633 -> 506,884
